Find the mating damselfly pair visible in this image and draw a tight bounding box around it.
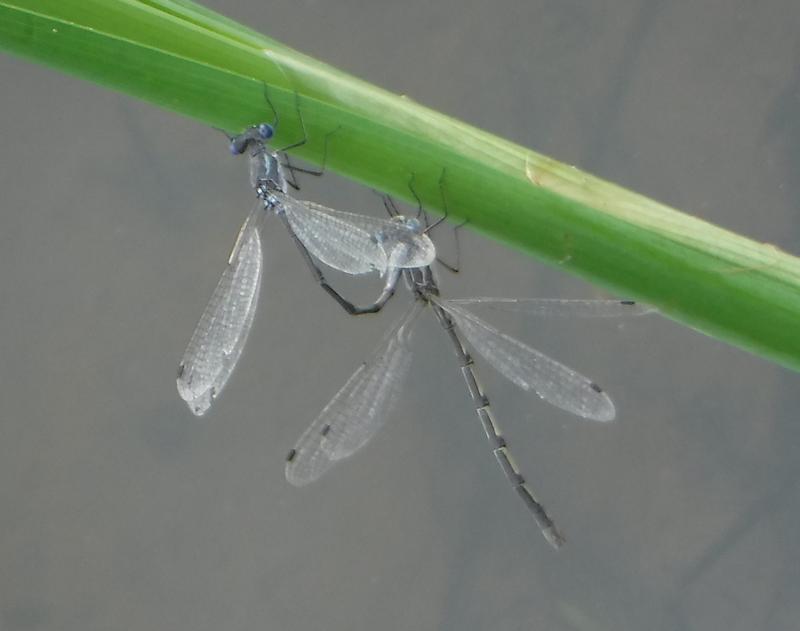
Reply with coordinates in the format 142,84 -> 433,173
176,114 -> 651,548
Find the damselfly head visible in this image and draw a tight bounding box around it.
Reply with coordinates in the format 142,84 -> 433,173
229,123 -> 275,155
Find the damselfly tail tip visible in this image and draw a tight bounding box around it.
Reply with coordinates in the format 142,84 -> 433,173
544,526 -> 566,550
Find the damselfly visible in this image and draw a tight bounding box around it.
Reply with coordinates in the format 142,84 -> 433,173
285,265 -> 651,548
176,125 -> 435,415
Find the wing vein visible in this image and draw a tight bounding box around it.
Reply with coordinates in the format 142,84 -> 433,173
286,304 -> 420,485
438,299 -> 615,421
177,222 -> 263,416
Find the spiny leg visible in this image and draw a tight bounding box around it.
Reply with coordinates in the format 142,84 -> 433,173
276,91 -> 316,154
433,221 -> 466,274
280,105 -> 341,189
376,187 -> 415,221
282,157 -> 302,191
428,167 -> 466,273
382,194 -> 402,218
406,168 -> 465,273
406,171 -> 443,238
432,303 -> 566,549
407,172 -> 425,221
280,129 -> 341,191
260,81 -> 280,130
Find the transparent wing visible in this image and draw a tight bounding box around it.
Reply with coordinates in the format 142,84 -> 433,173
446,298 -> 654,317
176,218 -> 263,416
226,202 -> 265,264
437,299 -> 616,422
285,304 -> 420,486
278,193 -> 389,275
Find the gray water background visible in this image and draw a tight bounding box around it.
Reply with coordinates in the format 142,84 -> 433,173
1,1 -> 799,629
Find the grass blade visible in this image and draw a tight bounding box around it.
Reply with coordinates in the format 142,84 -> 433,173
1,0 -> 799,370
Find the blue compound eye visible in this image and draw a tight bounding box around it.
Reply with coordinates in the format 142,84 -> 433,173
229,137 -> 248,155
257,123 -> 274,140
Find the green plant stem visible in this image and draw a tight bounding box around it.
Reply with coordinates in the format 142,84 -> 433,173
1,0 -> 799,371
